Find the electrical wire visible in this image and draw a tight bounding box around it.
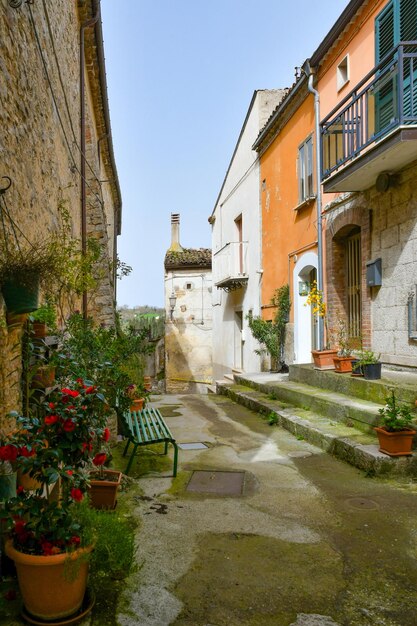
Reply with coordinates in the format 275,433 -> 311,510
27,3 -> 104,208
40,0 -> 103,191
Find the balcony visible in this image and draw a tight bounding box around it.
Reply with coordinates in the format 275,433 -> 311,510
321,43 -> 417,193
213,241 -> 248,291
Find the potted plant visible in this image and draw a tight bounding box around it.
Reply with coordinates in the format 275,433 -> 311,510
2,379 -> 110,620
88,446 -> 122,510
333,318 -> 354,373
30,302 -> 57,338
374,391 -> 416,456
305,281 -> 337,369
125,383 -> 146,412
352,350 -> 382,380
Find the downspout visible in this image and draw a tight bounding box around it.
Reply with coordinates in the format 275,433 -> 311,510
303,60 -> 324,351
80,4 -> 100,319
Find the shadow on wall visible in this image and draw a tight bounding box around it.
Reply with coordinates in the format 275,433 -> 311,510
165,323 -> 211,394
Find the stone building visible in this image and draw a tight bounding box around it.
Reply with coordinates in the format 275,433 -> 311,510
0,0 -> 121,421
164,214 -> 213,393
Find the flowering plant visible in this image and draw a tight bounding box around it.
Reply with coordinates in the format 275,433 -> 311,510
1,378 -> 111,555
125,384 -> 145,401
335,318 -> 353,357
378,392 -> 416,432
305,281 -> 332,349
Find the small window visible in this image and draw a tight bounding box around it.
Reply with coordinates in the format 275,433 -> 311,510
337,55 -> 349,91
298,136 -> 314,202
186,283 -> 192,290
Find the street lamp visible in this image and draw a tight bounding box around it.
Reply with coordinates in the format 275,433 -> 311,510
169,291 -> 177,321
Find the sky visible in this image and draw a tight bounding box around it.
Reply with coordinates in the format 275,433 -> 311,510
101,0 -> 350,308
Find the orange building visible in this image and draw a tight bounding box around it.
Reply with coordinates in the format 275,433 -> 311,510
253,82 -> 320,364
255,0 -> 417,368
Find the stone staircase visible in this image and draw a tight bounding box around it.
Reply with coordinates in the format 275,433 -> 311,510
216,365 -> 417,476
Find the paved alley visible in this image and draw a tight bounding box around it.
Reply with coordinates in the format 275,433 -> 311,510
113,393 -> 417,626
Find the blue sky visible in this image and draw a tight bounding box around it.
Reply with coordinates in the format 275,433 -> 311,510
101,0 -> 349,308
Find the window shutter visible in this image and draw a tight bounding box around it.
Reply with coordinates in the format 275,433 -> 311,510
400,0 -> 417,118
376,1 -> 395,63
400,0 -> 417,41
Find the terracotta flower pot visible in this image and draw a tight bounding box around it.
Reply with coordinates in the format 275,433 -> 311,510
32,321 -> 47,338
31,365 -> 56,389
374,426 -> 416,456
144,376 -> 152,391
311,349 -> 338,370
130,398 -> 144,412
5,540 -> 92,621
88,469 -> 122,510
333,355 -> 353,373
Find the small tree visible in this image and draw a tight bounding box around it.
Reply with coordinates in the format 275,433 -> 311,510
247,284 -> 290,371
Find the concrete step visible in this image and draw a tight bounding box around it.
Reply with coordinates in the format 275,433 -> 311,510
233,373 -> 384,434
289,364 -> 417,406
218,381 -> 417,477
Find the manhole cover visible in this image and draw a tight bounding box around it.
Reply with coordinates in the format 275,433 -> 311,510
288,451 -> 313,458
186,470 -> 245,495
178,442 -> 208,450
345,497 -> 379,510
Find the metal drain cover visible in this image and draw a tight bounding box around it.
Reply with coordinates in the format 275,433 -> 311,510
178,442 -> 208,450
346,497 -> 379,510
186,470 -> 245,495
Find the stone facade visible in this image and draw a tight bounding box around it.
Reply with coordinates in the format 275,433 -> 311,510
0,0 -> 121,426
324,159 -> 417,368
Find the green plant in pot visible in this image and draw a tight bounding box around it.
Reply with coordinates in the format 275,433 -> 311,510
333,318 -> 354,373
2,379 -> 110,620
374,391 -> 416,456
29,302 -> 57,338
352,350 -> 381,380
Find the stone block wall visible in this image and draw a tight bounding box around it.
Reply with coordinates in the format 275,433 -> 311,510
0,1 -> 119,422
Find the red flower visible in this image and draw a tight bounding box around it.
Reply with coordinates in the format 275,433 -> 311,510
69,535 -> 81,546
85,386 -> 96,394
48,402 -> 55,409
61,388 -> 79,398
92,452 -> 107,467
17,485 -> 25,495
76,378 -> 84,384
14,519 -> 26,535
18,446 -> 35,458
103,428 -> 110,442
70,488 -> 83,502
63,418 -> 76,433
66,469 -> 74,476
45,415 -> 58,426
0,444 -> 18,462
82,441 -> 93,454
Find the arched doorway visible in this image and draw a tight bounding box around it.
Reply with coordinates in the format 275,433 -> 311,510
293,252 -> 318,364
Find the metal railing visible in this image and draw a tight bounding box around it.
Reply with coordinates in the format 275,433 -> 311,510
321,42 -> 417,180
213,241 -> 248,285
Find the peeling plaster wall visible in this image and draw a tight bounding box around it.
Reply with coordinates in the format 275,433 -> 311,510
165,269 -> 213,393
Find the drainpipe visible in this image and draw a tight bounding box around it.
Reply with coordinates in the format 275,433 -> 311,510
303,60 -> 324,351
80,3 -> 100,319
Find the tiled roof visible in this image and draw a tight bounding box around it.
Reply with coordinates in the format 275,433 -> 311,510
164,248 -> 212,270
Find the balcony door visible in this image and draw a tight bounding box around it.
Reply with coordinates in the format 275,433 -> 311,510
235,215 -> 243,275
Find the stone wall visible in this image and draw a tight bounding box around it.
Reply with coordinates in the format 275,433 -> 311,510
324,159 -> 417,368
0,0 -> 119,426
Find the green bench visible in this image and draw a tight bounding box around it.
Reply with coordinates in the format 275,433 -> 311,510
122,406 -> 179,477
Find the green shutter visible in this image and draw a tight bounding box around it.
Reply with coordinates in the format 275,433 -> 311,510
400,0 -> 417,41
400,0 -> 417,118
376,1 -> 396,63
375,1 -> 397,132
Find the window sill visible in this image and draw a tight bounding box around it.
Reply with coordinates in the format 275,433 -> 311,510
293,196 -> 316,212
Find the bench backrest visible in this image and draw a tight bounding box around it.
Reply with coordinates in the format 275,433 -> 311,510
123,407 -> 174,443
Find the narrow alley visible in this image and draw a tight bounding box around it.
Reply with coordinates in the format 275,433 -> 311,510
112,393 -> 417,626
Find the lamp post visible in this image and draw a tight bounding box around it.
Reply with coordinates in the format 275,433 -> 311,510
169,291 -> 177,321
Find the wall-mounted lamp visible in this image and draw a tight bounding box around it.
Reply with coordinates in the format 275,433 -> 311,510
169,291 -> 177,321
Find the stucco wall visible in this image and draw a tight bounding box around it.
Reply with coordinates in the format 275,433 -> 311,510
212,90 -> 285,378
165,268 -> 213,393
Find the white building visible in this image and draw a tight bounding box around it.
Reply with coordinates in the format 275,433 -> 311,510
210,90 -> 287,379
164,214 -> 212,393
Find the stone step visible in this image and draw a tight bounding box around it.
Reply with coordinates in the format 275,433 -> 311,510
218,381 -> 417,477
289,364 -> 417,406
233,373 -> 384,434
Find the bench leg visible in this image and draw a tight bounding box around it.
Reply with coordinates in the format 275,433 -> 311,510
164,441 -> 168,455
172,442 -> 178,478
125,444 -> 138,475
123,439 -> 131,457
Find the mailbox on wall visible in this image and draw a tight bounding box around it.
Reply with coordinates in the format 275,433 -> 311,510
366,258 -> 382,287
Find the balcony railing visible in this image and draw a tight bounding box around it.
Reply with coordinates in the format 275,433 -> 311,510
213,241 -> 248,291
321,42 -> 417,182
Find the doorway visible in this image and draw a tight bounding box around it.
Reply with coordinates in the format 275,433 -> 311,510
234,310 -> 243,370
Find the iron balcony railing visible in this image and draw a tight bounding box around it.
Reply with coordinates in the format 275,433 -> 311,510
321,42 -> 417,180
213,241 -> 248,288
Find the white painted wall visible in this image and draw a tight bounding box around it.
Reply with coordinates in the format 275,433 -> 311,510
164,268 -> 213,393
211,90 -> 287,379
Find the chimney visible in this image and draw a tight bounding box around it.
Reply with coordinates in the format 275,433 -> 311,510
170,213 -> 183,251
